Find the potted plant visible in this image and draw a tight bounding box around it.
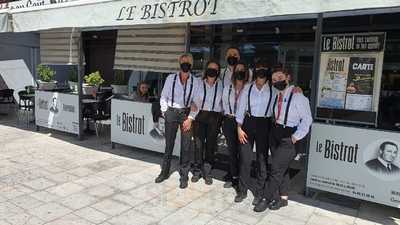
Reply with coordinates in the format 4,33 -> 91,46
111,70 -> 128,94
36,64 -> 57,90
68,68 -> 78,92
83,71 -> 104,95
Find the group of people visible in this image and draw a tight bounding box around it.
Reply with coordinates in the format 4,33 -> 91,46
155,47 -> 313,213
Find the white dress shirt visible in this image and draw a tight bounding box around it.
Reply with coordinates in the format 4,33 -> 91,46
160,73 -> 199,114
220,67 -> 253,89
190,79 -> 223,119
236,82 -> 276,125
273,85 -> 313,140
222,84 -> 244,117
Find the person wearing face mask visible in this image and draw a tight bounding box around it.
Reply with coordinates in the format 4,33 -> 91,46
190,60 -> 223,185
156,53 -> 199,189
222,61 -> 249,190
221,47 -> 253,89
235,61 -> 274,204
254,67 -> 312,212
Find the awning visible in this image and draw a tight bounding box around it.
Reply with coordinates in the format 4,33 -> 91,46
11,0 -> 400,33
113,24 -> 187,73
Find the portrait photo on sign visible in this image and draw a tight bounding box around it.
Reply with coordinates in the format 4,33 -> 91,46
364,139 -> 400,179
150,102 -> 165,141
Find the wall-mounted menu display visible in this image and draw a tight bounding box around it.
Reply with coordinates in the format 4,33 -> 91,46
317,33 -> 386,125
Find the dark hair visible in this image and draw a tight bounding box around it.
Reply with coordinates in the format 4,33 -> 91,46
202,60 -> 221,79
255,58 -> 271,69
226,46 -> 241,55
137,81 -> 150,96
380,142 -> 398,152
231,61 -> 249,85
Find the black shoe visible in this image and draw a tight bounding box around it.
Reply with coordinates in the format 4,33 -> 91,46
180,180 -> 188,189
269,199 -> 288,210
155,173 -> 169,183
234,192 -> 247,203
253,198 -> 269,212
204,177 -> 213,185
223,181 -> 233,188
252,196 -> 262,206
191,175 -> 201,183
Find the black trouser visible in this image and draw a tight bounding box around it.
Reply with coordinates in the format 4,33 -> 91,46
193,111 -> 221,178
239,115 -> 271,197
160,107 -> 193,182
222,116 -> 239,180
263,124 -> 296,201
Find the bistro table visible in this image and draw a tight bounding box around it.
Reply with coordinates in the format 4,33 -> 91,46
19,92 -> 35,122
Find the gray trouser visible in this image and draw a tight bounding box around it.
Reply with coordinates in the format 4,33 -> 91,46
160,107 -> 193,182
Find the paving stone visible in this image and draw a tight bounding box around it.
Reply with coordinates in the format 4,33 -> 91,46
27,202 -> 72,222
73,175 -> 107,188
256,213 -> 306,225
46,182 -> 85,197
92,199 -> 132,216
10,194 -> 45,210
187,196 -> 232,216
67,167 -> 94,177
45,213 -> 95,225
23,178 -> 57,191
107,209 -> 158,225
159,207 -> 214,225
30,191 -> 60,203
0,202 -> 24,220
5,213 -> 45,225
46,172 -> 80,184
86,184 -> 118,198
58,192 -> 98,210
112,193 -> 146,207
74,207 -> 110,224
134,196 -> 180,221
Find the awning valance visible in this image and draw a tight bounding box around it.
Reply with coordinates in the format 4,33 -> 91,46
11,0 -> 400,33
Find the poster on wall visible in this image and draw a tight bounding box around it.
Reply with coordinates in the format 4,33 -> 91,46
35,91 -> 79,135
111,99 -> 181,156
317,33 -> 386,125
307,123 -> 400,208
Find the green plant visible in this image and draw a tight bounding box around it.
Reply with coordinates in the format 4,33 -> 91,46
113,70 -> 126,85
37,64 -> 56,82
84,71 -> 104,86
68,68 -> 78,82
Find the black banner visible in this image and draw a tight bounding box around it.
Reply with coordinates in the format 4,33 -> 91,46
322,33 -> 385,52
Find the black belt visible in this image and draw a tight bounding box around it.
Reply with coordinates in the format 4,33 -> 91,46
167,107 -> 190,113
224,114 -> 235,119
245,113 -> 271,119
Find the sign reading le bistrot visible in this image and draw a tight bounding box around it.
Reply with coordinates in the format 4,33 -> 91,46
307,123 -> 400,208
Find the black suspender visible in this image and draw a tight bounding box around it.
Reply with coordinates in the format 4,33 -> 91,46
201,80 -> 218,111
185,76 -> 194,107
273,90 -> 294,126
264,86 -> 273,117
247,84 -> 273,117
222,68 -> 228,88
171,74 -> 177,107
228,84 -> 233,115
247,84 -> 254,115
171,73 -> 193,108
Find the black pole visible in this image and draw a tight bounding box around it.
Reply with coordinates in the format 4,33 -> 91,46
77,29 -> 84,141
304,13 -> 323,197
184,23 -> 191,53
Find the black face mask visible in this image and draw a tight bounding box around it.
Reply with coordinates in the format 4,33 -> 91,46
227,56 -> 238,66
234,71 -> 246,81
255,69 -> 269,79
273,80 -> 288,91
180,63 -> 191,73
205,68 -> 219,78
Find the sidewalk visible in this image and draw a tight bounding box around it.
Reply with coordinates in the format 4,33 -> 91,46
0,115 -> 399,225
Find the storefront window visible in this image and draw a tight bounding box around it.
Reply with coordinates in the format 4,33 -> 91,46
190,19 -> 316,95
317,13 -> 400,132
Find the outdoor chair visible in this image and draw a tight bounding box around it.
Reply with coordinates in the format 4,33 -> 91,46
16,90 -> 34,127
0,89 -> 15,115
93,94 -> 113,137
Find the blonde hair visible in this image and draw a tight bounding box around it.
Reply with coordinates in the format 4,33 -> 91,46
178,53 -> 194,65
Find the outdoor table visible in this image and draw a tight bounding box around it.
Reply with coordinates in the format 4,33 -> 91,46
20,92 -> 35,122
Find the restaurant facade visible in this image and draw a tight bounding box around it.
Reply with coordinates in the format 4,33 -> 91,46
0,0 -> 400,208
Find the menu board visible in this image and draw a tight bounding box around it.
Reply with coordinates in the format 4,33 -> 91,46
317,33 -> 385,125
